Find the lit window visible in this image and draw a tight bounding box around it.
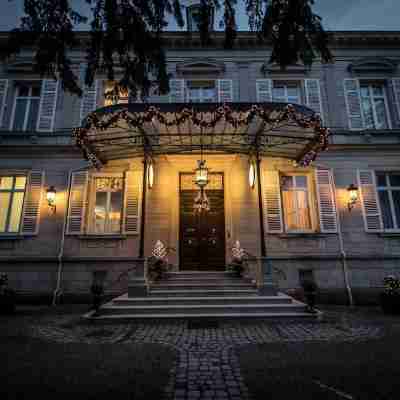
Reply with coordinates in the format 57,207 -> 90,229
187,5 -> 214,32
281,174 -> 312,232
11,82 -> 41,131
0,176 -> 27,233
272,82 -> 302,104
92,177 -> 124,234
376,171 -> 400,231
360,83 -> 389,129
104,81 -> 129,106
186,80 -> 216,103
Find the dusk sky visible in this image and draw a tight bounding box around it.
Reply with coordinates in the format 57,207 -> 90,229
0,0 -> 399,31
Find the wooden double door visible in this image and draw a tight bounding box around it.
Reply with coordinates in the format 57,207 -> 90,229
179,173 -> 226,271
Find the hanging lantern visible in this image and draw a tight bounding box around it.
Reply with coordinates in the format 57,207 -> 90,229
194,159 -> 209,188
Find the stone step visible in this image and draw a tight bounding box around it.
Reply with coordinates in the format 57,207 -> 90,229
159,276 -> 251,284
99,302 -> 307,316
165,271 -> 228,278
148,289 -> 259,297
85,311 -> 319,320
112,294 -> 293,306
148,283 -> 255,291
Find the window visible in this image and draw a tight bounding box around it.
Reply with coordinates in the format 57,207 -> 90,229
187,5 -> 214,32
0,176 -> 27,233
272,81 -> 302,104
186,80 -> 217,103
91,177 -> 124,234
281,174 -> 312,232
11,82 -> 41,131
360,83 -> 389,129
376,171 -> 400,231
104,81 -> 129,106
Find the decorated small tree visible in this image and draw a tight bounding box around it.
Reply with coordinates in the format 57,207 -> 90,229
147,240 -> 173,282
227,240 -> 246,277
380,275 -> 400,314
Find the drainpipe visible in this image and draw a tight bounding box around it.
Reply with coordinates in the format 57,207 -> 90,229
330,174 -> 354,307
52,163 -> 89,306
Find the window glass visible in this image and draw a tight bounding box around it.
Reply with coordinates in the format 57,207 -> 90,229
26,98 -> 40,131
378,191 -> 394,229
187,81 -> 216,103
389,173 -> 400,187
281,175 -> 293,190
8,192 -> 24,232
372,85 -> 384,97
361,97 -> 374,128
94,191 -> 107,233
0,177 -> 14,190
13,99 -> 28,131
109,191 -> 123,233
0,193 -> 11,232
360,83 -> 389,129
374,98 -> 388,129
392,191 -> 400,226
18,85 -> 29,97
15,177 -> 27,190
295,175 -> 308,188
376,172 -> 387,187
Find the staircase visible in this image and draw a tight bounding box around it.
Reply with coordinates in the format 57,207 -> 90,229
88,271 -> 319,320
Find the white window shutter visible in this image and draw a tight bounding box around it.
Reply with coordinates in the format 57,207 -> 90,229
0,79 -> 9,127
263,170 -> 283,233
391,78 -> 400,127
169,79 -> 185,103
344,79 -> 364,130
315,169 -> 338,233
80,79 -> 100,122
21,170 -> 45,235
66,171 -> 89,235
256,79 -> 272,102
123,170 -> 142,235
357,170 -> 383,232
217,79 -> 233,103
36,79 -> 59,132
304,79 -> 323,120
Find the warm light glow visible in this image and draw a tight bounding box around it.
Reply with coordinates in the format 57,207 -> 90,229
249,162 -> 256,188
46,186 -> 57,213
195,160 -> 209,188
148,163 -> 154,189
347,183 -> 358,211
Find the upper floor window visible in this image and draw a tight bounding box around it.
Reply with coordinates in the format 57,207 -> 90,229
187,4 -> 214,32
11,81 -> 41,131
186,80 -> 217,103
0,176 -> 27,233
376,171 -> 400,231
91,176 -> 124,234
280,174 -> 313,232
360,83 -> 389,129
272,81 -> 302,104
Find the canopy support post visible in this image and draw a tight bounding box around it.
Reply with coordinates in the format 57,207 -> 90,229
256,154 -> 266,258
139,157 -> 148,259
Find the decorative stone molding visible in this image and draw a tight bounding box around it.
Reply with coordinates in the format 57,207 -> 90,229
261,63 -> 308,75
348,57 -> 398,74
176,58 -> 225,76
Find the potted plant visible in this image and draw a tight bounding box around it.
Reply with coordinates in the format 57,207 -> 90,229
90,281 -> 104,314
146,240 -> 175,283
301,279 -> 318,313
380,275 -> 400,315
226,240 -> 246,277
0,274 -> 16,315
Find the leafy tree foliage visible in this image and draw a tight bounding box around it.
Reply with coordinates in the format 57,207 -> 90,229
1,0 -> 332,98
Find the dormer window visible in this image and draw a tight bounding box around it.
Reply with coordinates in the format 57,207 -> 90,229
187,4 -> 214,32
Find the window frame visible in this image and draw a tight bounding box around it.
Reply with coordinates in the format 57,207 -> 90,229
272,80 -> 303,105
185,79 -> 217,103
280,172 -> 318,234
9,80 -> 42,132
376,171 -> 400,232
87,172 -> 125,235
359,80 -> 392,130
0,174 -> 27,235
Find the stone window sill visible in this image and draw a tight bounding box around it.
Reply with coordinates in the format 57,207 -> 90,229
78,234 -> 127,240
0,235 -> 24,240
379,232 -> 400,238
278,232 -> 330,239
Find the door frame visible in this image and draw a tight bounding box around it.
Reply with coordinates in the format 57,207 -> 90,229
178,171 -> 226,270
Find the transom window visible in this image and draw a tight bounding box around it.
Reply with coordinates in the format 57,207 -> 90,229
92,177 -> 124,234
281,174 -> 312,232
11,82 -> 41,131
360,83 -> 389,129
376,171 -> 400,231
186,80 -> 216,103
0,176 -> 27,233
272,82 -> 302,104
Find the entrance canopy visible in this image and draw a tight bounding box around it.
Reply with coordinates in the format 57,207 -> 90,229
73,102 -> 329,167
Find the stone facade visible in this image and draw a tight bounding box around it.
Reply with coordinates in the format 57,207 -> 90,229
0,31 -> 400,304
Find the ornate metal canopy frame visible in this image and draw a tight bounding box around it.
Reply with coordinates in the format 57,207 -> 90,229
73,102 -> 330,168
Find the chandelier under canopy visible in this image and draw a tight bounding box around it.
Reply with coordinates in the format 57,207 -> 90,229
193,135 -> 210,213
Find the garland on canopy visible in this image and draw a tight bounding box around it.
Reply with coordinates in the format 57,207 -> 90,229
73,104 -> 330,168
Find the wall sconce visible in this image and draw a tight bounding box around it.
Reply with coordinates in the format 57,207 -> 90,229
46,186 -> 57,213
347,183 -> 358,211
147,162 -> 154,189
248,161 -> 256,189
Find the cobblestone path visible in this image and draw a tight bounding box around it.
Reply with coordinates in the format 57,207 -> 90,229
29,318 -> 385,400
